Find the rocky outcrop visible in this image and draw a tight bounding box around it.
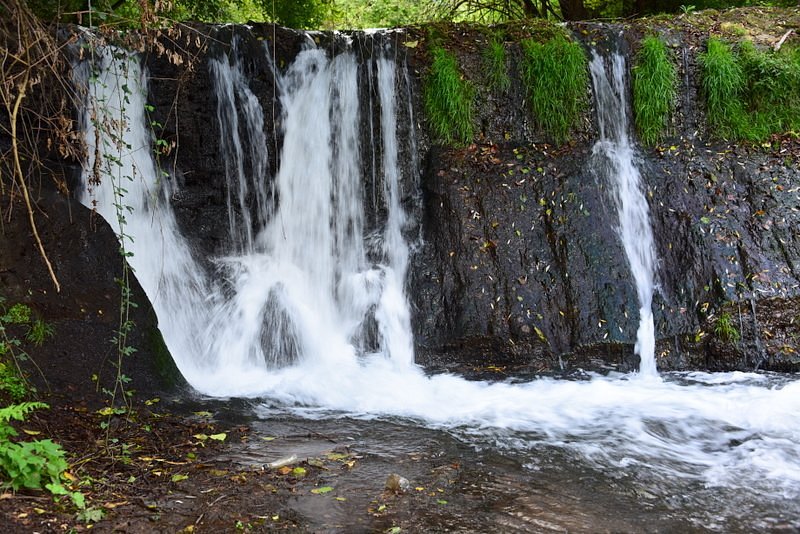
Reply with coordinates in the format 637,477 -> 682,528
410,18 -> 800,373
0,190 -> 182,398
5,10 -> 799,390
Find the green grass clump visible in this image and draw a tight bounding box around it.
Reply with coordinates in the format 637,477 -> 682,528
738,41 -> 800,136
713,312 -> 740,344
700,37 -> 800,141
424,46 -> 475,145
699,37 -> 748,139
520,36 -> 588,145
483,36 -> 510,92
632,36 -> 677,146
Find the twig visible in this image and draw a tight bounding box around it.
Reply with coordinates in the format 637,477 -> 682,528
9,72 -> 61,293
774,29 -> 794,51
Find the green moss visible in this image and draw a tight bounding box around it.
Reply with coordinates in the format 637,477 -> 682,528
520,36 -> 588,145
632,36 -> 677,146
147,326 -> 184,388
700,37 -> 800,141
424,45 -> 475,145
483,36 -> 510,93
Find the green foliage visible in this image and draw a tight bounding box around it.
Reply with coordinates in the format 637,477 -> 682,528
483,36 -> 511,92
699,37 -> 748,139
632,35 -> 677,146
424,45 -> 475,145
738,41 -> 800,135
0,363 -> 27,402
520,35 -> 588,144
0,298 -> 53,401
0,402 -> 80,503
3,304 -> 31,325
700,37 -> 800,141
333,0 -> 424,28
713,312 -> 741,343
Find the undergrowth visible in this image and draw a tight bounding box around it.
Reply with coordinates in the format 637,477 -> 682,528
424,45 -> 475,145
632,35 -> 677,146
483,35 -> 510,92
700,37 -> 800,141
0,297 -> 52,401
520,35 -> 587,144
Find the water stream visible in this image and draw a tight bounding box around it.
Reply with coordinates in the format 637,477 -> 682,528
589,49 -> 658,376
75,41 -> 800,530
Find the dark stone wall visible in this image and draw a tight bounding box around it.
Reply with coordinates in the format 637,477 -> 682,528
4,15 -> 798,398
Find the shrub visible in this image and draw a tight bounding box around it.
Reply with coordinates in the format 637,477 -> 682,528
520,35 -> 587,144
632,35 -> 677,146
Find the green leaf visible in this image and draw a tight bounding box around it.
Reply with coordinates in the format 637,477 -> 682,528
291,467 -> 307,477
171,474 -> 189,483
311,486 -> 333,495
209,433 -> 227,441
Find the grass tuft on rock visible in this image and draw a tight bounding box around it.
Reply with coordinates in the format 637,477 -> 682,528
632,35 -> 677,146
424,45 -> 475,145
700,37 -> 800,141
699,37 -> 747,139
520,36 -> 587,145
483,35 -> 510,93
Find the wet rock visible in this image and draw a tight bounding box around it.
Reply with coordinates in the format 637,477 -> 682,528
385,473 -> 411,494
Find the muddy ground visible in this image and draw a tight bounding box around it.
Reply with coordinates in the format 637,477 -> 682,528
0,392 -> 453,534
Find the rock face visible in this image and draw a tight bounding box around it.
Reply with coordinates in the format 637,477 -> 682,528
4,11 -> 799,391
0,190 -> 182,398
409,21 -> 800,373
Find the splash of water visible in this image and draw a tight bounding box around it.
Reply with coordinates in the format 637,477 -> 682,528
589,50 -> 658,376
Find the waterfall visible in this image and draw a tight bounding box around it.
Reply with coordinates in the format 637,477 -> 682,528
75,47 -> 210,376
76,40 -> 417,395
588,49 -> 658,376
72,39 -> 800,523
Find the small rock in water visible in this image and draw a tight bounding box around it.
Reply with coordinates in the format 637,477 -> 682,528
385,473 -> 410,494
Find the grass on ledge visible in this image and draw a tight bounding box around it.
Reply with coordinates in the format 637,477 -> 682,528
424,45 -> 475,145
632,35 -> 677,147
520,35 -> 588,145
700,36 -> 800,141
483,35 -> 511,93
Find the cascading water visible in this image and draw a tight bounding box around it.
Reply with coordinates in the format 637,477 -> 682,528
589,48 -> 658,376
75,36 -> 800,530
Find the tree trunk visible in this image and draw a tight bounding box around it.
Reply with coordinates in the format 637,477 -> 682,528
559,0 -> 587,20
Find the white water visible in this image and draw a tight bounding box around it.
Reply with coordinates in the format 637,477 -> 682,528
76,43 -> 800,526
589,51 -> 658,376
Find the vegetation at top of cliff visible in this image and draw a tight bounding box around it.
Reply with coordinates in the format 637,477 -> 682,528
700,36 -> 800,141
424,45 -> 475,145
16,0 -> 800,29
520,35 -> 588,144
632,35 -> 678,146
